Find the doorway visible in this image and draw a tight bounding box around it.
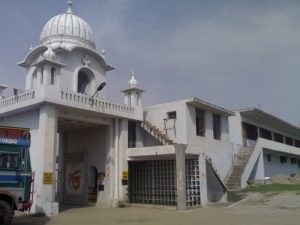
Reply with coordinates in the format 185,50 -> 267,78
63,152 -> 87,205
88,166 -> 98,203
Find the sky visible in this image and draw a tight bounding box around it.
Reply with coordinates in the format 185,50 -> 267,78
0,0 -> 299,126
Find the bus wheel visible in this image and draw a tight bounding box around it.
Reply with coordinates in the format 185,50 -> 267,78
0,200 -> 13,225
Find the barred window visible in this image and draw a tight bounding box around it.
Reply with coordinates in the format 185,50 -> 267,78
294,139 -> 300,148
285,137 -> 293,146
243,122 -> 258,141
290,158 -> 297,164
259,128 -> 272,140
274,133 -> 284,143
279,156 -> 287,163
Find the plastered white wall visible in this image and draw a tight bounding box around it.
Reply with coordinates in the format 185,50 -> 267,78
65,127 -> 107,174
144,100 -> 188,144
25,49 -> 107,98
186,104 -> 233,180
264,152 -> 300,177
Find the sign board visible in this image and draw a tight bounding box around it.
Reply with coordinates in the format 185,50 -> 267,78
122,171 -> 128,180
43,172 -> 53,185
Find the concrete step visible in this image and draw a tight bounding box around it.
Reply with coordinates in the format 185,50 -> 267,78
227,180 -> 240,184
233,164 -> 245,168
230,170 -> 243,174
226,179 -> 240,184
227,185 -> 240,190
230,170 -> 243,175
226,182 -> 240,186
226,182 -> 239,185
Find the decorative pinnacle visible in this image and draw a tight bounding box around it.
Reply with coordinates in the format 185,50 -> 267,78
67,0 -> 73,14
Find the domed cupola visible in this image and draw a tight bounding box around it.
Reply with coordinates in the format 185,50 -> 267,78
42,47 -> 56,60
40,1 -> 96,49
122,72 -> 145,107
128,74 -> 139,88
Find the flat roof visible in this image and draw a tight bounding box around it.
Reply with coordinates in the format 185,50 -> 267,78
186,97 -> 234,116
144,97 -> 234,117
239,108 -> 300,137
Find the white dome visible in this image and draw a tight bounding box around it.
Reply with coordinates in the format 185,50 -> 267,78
40,2 -> 95,49
42,47 -> 56,59
128,73 -> 139,88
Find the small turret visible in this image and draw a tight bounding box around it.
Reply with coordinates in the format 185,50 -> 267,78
122,71 -> 145,107
0,84 -> 8,99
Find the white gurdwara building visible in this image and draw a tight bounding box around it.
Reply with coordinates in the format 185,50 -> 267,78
0,1 -> 299,216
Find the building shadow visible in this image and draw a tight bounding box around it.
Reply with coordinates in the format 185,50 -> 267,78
12,213 -> 50,225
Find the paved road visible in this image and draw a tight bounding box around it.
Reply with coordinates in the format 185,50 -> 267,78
12,192 -> 300,225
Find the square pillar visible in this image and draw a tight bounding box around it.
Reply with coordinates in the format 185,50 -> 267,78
199,153 -> 208,206
113,119 -> 120,205
98,123 -> 115,207
118,119 -> 128,201
175,144 -> 187,210
38,104 -> 58,216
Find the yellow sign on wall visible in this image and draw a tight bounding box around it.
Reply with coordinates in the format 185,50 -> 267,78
43,172 -> 53,185
122,171 -> 128,180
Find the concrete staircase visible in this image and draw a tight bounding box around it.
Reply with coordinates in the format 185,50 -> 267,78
142,120 -> 176,145
226,147 -> 252,202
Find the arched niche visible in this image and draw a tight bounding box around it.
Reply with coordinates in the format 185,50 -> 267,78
31,69 -> 38,89
77,68 -> 94,94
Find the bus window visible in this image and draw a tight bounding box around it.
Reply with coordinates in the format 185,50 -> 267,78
0,153 -> 18,169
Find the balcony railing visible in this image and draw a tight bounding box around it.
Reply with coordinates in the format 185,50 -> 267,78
0,87 -> 140,120
60,90 -> 134,114
0,90 -> 35,108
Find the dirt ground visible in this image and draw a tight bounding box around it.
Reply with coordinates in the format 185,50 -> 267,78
12,192 -> 300,225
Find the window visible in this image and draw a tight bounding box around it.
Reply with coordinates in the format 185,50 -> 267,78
40,67 -> 44,84
294,139 -> 300,148
274,133 -> 284,143
128,121 -> 137,148
285,137 -> 293,146
213,114 -> 221,140
259,128 -> 272,140
167,111 -> 176,119
195,109 -> 205,136
31,70 -> 37,89
279,156 -> 287,163
267,154 -> 272,162
0,153 -> 18,169
51,67 -> 56,85
78,70 -> 90,94
243,123 -> 258,140
290,158 -> 297,164
298,159 -> 300,168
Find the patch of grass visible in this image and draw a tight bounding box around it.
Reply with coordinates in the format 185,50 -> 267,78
243,184 -> 300,193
